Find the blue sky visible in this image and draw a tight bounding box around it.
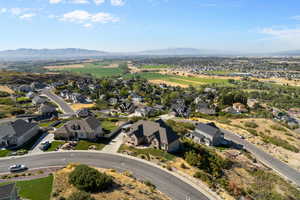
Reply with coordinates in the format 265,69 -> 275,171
0,0 -> 300,52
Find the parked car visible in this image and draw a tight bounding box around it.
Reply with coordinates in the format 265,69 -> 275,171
39,141 -> 51,151
9,164 -> 27,172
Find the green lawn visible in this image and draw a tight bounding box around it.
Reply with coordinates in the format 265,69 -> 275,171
0,175 -> 53,200
46,141 -> 65,152
0,149 -> 11,157
101,120 -> 117,132
118,145 -> 175,161
39,121 -> 55,128
75,140 -> 106,150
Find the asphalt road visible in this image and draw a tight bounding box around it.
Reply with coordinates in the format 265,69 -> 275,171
0,152 -> 209,200
222,128 -> 300,186
41,89 -> 75,115
176,119 -> 300,186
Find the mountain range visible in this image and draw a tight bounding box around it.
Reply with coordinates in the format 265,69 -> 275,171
0,48 -> 299,61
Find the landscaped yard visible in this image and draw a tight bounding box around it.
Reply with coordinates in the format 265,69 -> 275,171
74,140 -> 106,150
118,145 -> 175,161
0,149 -> 11,157
46,141 -> 65,152
0,175 -> 53,200
101,120 -> 117,132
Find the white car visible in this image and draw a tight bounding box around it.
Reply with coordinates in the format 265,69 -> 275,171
9,164 -> 27,172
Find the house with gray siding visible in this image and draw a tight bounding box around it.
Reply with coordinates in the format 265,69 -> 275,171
0,120 -> 40,148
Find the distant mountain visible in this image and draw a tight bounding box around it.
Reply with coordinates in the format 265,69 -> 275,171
0,48 -> 109,61
271,50 -> 300,56
136,48 -> 233,56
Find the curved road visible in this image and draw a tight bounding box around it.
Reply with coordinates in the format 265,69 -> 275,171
0,152 -> 209,200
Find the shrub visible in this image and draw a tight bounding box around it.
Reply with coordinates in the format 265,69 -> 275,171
246,128 -> 258,136
270,125 -> 286,132
67,191 -> 95,200
144,180 -> 156,189
244,121 -> 258,128
69,165 -> 113,193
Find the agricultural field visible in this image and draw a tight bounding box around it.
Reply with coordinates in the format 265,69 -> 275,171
140,65 -> 171,69
48,62 -> 125,78
126,72 -> 232,87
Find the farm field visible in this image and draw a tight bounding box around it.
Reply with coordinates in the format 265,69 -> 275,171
140,65 -> 171,69
126,72 -> 232,87
48,62 -> 124,78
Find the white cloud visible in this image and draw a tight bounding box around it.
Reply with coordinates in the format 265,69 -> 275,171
0,8 -> 7,14
61,10 -> 119,25
49,0 -> 63,4
94,0 -> 105,5
83,23 -> 93,28
10,8 -> 28,15
70,0 -> 90,4
19,13 -> 36,20
260,27 -> 300,38
111,0 -> 125,6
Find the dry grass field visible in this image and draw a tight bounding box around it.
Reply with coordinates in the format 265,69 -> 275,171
52,164 -> 170,200
70,103 -> 95,111
44,64 -> 85,70
0,85 -> 14,94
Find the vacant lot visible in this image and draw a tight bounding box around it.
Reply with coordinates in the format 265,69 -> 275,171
52,165 -> 170,200
71,103 -> 95,111
0,85 -> 14,94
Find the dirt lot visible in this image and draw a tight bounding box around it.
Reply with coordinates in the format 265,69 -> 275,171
44,64 -> 85,70
52,164 -> 170,200
102,63 -> 119,68
70,103 -> 95,111
0,85 -> 14,94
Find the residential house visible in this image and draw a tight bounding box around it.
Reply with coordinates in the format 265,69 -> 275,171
131,93 -> 143,103
108,98 -> 118,106
39,104 -> 57,118
195,103 -> 217,115
0,119 -> 40,148
134,107 -> 154,117
31,82 -> 46,91
17,85 -> 32,93
187,122 -> 224,146
0,183 -> 18,200
247,99 -> 259,109
76,108 -> 92,118
54,117 -> 103,141
32,96 -> 48,106
26,91 -> 35,99
119,102 -> 135,114
60,89 -> 71,99
124,120 -> 180,153
171,99 -> 190,117
233,103 -> 248,113
70,93 -> 85,103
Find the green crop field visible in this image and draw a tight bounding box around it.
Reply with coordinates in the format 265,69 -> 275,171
52,62 -> 124,78
125,72 -> 232,87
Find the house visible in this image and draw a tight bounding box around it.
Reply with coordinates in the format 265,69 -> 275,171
76,108 -> 92,118
171,99 -> 190,117
32,96 -> 48,106
195,103 -> 216,115
0,183 -> 18,200
134,107 -> 154,117
124,120 -> 180,153
131,93 -> 143,103
54,117 -> 103,141
233,103 -> 248,113
26,91 -> 35,99
108,98 -> 118,106
18,85 -> 32,93
119,102 -> 135,114
31,82 -> 46,90
70,93 -> 85,103
187,122 -> 224,146
39,104 -> 57,118
0,119 -> 40,148
60,89 -> 71,99
247,99 -> 259,109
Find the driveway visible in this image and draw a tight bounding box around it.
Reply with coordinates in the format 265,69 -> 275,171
29,133 -> 55,155
101,132 -> 124,153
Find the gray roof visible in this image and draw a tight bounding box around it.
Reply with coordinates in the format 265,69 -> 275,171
130,119 -> 179,145
0,183 -> 15,197
0,119 -> 38,139
193,122 -> 222,138
55,116 -> 101,134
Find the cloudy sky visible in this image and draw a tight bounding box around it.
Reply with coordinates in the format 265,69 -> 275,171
0,0 -> 300,53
